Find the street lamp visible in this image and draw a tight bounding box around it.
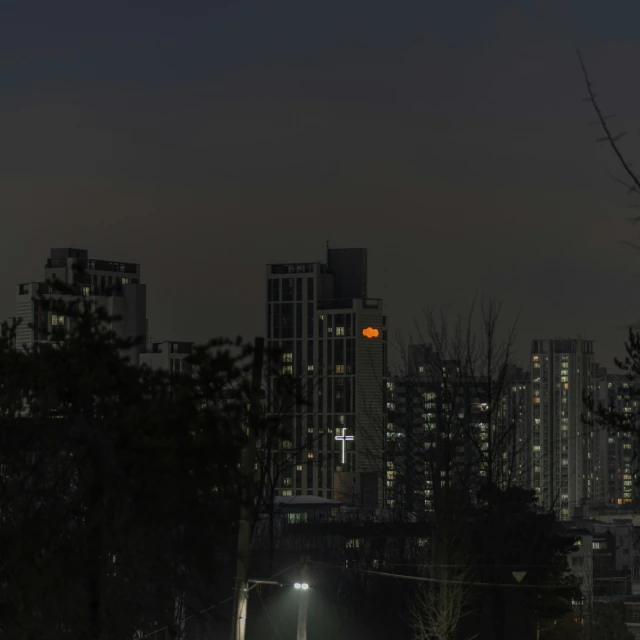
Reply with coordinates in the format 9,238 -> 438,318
294,582 -> 309,590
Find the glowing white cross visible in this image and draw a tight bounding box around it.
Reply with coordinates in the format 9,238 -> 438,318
335,427 -> 354,464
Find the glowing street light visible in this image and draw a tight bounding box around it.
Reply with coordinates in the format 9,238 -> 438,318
294,582 -> 309,590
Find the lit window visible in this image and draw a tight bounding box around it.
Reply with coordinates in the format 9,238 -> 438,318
121,277 -> 129,285
283,352 -> 293,362
281,489 -> 293,496
307,452 -> 314,459
296,465 -> 303,471
282,365 -> 293,375
51,314 -> 65,326
287,512 -> 307,523
419,366 -> 425,373
336,326 -> 345,336
335,364 -> 345,374
82,286 -> 90,296
307,364 -> 314,372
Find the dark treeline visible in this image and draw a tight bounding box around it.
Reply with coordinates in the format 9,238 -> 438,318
0,278 -> 251,639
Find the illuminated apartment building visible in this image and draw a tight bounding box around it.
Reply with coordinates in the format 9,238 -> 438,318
529,338 -> 595,520
592,368 -> 639,508
387,346 -> 528,514
265,247 -> 387,508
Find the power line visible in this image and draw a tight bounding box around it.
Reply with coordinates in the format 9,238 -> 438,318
140,595 -> 233,639
379,563 -> 559,569
256,587 -> 284,640
140,563 -> 298,638
313,561 -> 576,590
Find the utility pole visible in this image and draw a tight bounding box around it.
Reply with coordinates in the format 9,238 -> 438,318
296,558 -> 310,640
230,337 -> 265,640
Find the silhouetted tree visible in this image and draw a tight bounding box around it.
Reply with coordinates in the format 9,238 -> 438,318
464,485 -> 579,640
0,275 -> 252,639
390,298 -> 528,639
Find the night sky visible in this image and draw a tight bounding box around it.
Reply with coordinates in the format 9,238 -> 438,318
2,0 -> 640,368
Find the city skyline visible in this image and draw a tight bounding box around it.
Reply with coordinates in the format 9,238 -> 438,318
11,244 -> 634,519
1,2 -> 640,371
7,243 -> 627,372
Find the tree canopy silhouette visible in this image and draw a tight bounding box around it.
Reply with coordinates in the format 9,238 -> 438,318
0,277 -> 253,639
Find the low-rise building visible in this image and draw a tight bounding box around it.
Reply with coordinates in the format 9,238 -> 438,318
140,340 -> 195,374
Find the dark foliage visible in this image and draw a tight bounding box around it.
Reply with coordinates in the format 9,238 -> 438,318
0,278 -> 251,638
463,485 -> 579,640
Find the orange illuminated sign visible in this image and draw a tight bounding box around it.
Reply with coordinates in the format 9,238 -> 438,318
362,327 -> 380,339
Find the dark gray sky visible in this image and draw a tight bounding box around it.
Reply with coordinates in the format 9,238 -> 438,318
2,0 -> 640,367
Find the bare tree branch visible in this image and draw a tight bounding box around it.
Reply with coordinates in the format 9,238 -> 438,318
578,49 -> 640,197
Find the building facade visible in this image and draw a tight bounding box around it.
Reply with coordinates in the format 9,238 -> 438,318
140,340 -> 195,374
592,368 -> 639,508
529,338 -> 595,520
15,248 -> 147,364
387,346 -> 528,514
265,247 -> 387,508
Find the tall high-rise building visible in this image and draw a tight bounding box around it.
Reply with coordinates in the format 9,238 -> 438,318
505,364 -> 530,489
387,346 -> 528,514
265,247 -> 387,507
529,338 -> 595,520
386,344 -> 466,513
592,367 -> 639,508
15,248 -> 147,364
